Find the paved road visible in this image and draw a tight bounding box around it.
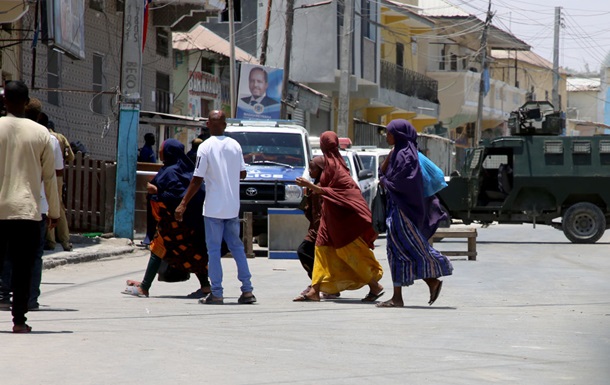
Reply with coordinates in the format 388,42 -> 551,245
2,224 -> 609,385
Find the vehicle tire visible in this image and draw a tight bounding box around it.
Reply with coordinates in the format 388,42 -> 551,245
562,202 -> 606,244
256,232 -> 269,248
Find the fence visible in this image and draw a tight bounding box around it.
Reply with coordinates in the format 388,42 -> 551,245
64,153 -> 116,233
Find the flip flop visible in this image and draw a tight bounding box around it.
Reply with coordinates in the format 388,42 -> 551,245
125,280 -> 141,287
428,281 -> 443,306
121,286 -> 148,298
292,294 -> 320,302
361,291 -> 385,302
376,300 -> 402,308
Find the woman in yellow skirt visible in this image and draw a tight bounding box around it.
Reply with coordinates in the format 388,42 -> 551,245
294,131 -> 384,302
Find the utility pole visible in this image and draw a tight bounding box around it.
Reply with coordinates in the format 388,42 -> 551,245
475,0 -> 493,146
260,0 -> 273,65
281,0 -> 295,119
552,6 -> 561,109
337,0 -> 354,138
228,0 -> 236,118
114,0 -> 144,239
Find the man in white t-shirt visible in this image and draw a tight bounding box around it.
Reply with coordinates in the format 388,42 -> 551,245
175,110 -> 256,305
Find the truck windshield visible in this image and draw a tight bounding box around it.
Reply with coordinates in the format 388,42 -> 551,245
226,131 -> 306,167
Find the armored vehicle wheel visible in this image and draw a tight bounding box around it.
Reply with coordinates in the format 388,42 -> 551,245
562,203 -> 606,244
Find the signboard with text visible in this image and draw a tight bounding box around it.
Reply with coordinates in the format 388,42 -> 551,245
236,63 -> 283,120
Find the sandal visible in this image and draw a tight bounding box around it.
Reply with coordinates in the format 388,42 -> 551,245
292,294 -> 320,302
186,288 -> 211,299
361,291 -> 385,302
121,285 -> 148,297
237,294 -> 257,304
321,292 -> 341,300
199,294 -> 223,304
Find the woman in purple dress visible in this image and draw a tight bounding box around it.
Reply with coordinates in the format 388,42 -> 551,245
377,119 -> 453,308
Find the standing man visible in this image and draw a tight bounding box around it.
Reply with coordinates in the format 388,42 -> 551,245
138,133 -> 157,163
0,81 -> 60,333
37,112 -> 74,251
175,110 -> 256,305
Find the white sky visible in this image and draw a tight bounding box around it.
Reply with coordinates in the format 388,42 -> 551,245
455,0 -> 610,73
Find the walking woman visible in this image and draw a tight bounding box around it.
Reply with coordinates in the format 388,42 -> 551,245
123,139 -> 211,298
377,119 -> 453,308
294,131 -> 384,302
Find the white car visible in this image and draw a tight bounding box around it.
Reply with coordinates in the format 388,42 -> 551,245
355,147 -> 391,201
312,148 -> 375,208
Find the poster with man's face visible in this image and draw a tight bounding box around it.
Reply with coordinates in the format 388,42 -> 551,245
236,63 -> 283,120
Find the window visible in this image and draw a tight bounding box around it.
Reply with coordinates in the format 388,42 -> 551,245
156,72 -> 170,113
201,99 -> 211,119
201,58 -> 214,74
47,47 -> 60,106
156,29 -> 169,57
396,43 -> 404,68
439,46 -> 446,70
361,0 -> 376,40
450,54 -> 458,71
90,0 -> 104,12
92,54 -> 104,114
220,0 -> 241,22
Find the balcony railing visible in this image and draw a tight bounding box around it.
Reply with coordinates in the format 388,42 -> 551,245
380,60 -> 438,103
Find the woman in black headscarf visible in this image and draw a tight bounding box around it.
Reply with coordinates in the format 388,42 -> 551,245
377,120 -> 453,308
123,139 -> 210,298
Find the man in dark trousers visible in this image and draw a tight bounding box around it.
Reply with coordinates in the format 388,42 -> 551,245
0,81 -> 60,333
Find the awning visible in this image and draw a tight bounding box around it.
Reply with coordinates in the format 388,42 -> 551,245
140,111 -> 204,128
172,25 -> 258,64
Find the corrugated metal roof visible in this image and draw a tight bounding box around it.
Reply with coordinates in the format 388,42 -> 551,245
491,49 -> 567,73
172,25 -> 259,63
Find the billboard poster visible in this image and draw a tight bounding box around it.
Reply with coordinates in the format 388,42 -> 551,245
51,0 -> 86,60
236,63 -> 283,120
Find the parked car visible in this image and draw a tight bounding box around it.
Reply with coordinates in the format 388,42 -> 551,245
355,147 -> 391,202
313,148 -> 375,208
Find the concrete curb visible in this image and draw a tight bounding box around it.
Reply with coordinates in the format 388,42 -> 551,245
42,236 -> 137,270
43,246 -> 136,270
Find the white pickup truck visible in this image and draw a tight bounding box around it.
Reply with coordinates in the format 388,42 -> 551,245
312,147 -> 375,208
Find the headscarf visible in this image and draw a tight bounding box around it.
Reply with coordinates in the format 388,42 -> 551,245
380,120 -> 446,239
150,139 -> 205,228
316,131 -> 377,248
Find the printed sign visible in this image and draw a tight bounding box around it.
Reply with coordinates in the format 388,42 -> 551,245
236,63 -> 283,120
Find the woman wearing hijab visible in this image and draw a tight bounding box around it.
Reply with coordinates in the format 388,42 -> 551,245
123,139 -> 211,298
377,119 -> 453,308
294,131 -> 384,302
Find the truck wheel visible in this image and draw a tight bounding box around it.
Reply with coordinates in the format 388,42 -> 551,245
562,203 -> 606,244
256,233 -> 269,248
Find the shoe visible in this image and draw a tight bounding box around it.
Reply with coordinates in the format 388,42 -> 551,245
292,294 -> 320,302
121,285 -> 148,297
13,324 -> 32,333
28,303 -> 40,311
61,243 -> 73,252
361,291 -> 385,302
186,288 -> 211,299
237,293 -> 257,304
300,285 -> 312,296
199,294 -> 223,304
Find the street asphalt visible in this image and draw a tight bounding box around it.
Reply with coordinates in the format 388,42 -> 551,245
1,223 -> 609,385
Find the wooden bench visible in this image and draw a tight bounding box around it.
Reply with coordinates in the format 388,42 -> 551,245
429,227 -> 478,261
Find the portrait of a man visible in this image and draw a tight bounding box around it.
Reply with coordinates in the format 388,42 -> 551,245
236,64 -> 283,120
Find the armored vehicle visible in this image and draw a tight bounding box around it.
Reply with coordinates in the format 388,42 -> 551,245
438,101 -> 610,243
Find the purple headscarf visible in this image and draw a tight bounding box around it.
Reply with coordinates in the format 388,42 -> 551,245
380,120 -> 446,238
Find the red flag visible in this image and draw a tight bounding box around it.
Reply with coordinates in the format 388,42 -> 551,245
142,0 -> 152,51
